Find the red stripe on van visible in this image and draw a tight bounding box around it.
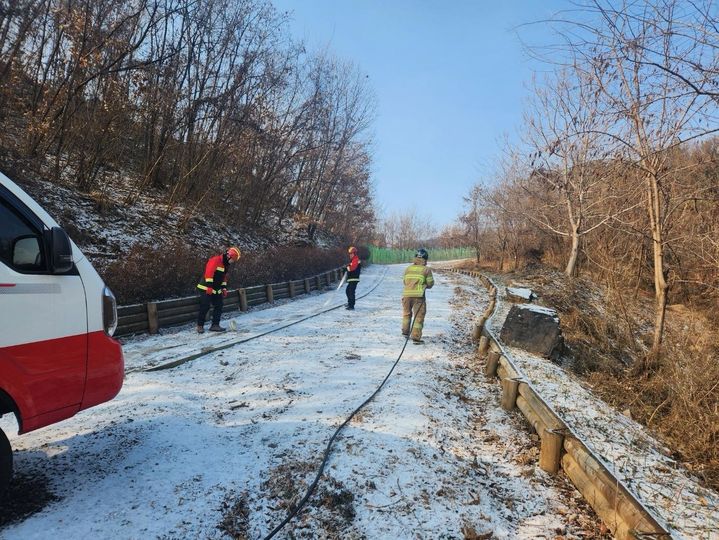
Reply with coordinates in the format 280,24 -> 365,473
0,283 -> 16,287
1,331 -> 123,434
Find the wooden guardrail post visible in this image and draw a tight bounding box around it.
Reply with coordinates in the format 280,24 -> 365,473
539,429 -> 564,474
238,289 -> 248,312
478,335 -> 490,356
304,278 -> 311,293
266,284 -> 274,303
146,302 -> 159,334
316,275 -> 322,290
288,281 -> 295,298
472,316 -> 487,342
485,350 -> 500,379
500,378 -> 520,410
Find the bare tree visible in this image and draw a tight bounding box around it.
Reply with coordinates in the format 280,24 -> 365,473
0,0 -> 377,242
376,209 -> 436,249
575,0 -> 719,361
523,67 -> 640,276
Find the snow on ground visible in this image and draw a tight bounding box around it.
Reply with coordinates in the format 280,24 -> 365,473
505,287 -> 534,301
486,276 -> 719,540
1,265 -> 604,539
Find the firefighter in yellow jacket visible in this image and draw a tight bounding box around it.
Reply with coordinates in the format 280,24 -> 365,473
402,248 -> 434,344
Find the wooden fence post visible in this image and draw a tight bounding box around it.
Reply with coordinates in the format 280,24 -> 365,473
147,302 -> 159,334
288,281 -> 295,298
266,284 -> 274,303
472,316 -> 487,342
478,335 -> 490,356
501,378 -> 520,411
316,275 -> 322,290
238,289 -> 248,312
540,429 -> 564,474
304,278 -> 311,293
485,351 -> 500,379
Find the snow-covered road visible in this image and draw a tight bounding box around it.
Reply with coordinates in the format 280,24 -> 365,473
1,264 -> 602,539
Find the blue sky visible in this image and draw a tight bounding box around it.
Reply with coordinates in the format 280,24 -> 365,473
273,0 -> 567,227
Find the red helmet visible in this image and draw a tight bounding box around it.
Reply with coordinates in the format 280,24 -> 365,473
348,246 -> 358,254
226,246 -> 241,262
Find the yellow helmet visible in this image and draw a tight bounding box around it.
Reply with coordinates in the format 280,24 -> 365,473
348,246 -> 357,254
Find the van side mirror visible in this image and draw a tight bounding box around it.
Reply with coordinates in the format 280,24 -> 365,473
51,226 -> 74,274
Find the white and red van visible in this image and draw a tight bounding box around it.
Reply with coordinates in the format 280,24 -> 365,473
0,171 -> 124,493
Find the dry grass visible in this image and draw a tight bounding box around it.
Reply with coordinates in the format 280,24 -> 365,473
589,319 -> 719,489
474,263 -> 719,491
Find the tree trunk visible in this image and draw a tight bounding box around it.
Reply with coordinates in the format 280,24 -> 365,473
497,239 -> 506,272
565,227 -> 580,277
647,171 -> 668,362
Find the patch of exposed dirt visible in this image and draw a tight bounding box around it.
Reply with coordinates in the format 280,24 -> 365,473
217,491 -> 251,540
311,477 -> 356,536
260,459 -> 357,538
0,473 -> 59,526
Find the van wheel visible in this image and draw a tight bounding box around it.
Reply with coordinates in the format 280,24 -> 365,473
0,428 -> 12,498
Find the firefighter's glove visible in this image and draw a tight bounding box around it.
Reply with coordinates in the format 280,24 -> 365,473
206,287 -> 214,295
222,289 -> 228,298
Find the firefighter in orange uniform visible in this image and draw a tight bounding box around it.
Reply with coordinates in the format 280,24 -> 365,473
196,246 -> 241,333
345,246 -> 361,310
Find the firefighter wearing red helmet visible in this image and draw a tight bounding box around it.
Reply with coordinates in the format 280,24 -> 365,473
196,246 -> 241,333
345,246 -> 361,310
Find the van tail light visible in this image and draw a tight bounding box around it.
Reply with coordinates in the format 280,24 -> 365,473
102,286 -> 118,336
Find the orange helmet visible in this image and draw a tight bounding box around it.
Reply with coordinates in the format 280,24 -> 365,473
348,246 -> 358,254
226,246 -> 241,262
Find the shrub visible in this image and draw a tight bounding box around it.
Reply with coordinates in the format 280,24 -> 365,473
102,241 -> 204,304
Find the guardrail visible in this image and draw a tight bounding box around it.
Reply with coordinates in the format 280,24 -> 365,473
116,267 -> 345,337
446,268 -> 671,540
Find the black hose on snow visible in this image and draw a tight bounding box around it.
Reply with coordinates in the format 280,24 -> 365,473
262,298 -> 425,540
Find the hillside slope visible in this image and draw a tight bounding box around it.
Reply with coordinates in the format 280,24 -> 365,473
14,172 -> 336,268
4,162 -> 346,304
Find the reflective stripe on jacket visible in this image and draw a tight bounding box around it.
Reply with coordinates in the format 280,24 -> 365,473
197,254 -> 228,294
402,258 -> 434,298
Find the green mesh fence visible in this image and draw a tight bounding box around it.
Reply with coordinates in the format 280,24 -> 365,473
366,246 -> 476,264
